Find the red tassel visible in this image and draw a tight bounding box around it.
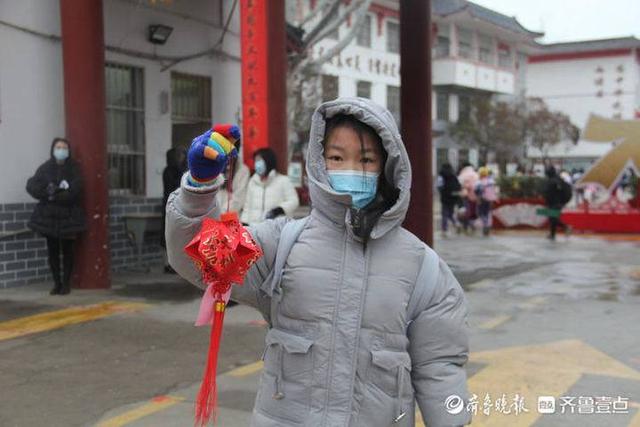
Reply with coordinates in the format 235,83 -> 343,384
194,300 -> 227,426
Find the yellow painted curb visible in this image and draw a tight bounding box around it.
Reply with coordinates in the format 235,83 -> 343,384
0,301 -> 149,341
96,395 -> 184,427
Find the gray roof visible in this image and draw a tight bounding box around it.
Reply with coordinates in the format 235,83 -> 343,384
535,36 -> 640,54
432,0 -> 543,38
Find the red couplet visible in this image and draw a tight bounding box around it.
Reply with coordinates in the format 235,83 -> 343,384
240,0 -> 288,173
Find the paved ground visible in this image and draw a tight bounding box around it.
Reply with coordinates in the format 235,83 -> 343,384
1,230 -> 639,427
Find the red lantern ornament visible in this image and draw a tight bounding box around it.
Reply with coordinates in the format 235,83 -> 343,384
184,211 -> 263,426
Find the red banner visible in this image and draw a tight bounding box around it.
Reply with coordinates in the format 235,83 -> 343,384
240,0 -> 269,169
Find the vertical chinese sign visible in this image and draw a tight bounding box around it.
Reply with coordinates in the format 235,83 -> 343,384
240,0 -> 287,171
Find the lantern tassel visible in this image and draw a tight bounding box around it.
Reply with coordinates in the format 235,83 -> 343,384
194,300 -> 226,426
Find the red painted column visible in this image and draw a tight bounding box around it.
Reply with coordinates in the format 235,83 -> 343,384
240,0 -> 288,173
400,0 -> 433,247
60,0 -> 111,289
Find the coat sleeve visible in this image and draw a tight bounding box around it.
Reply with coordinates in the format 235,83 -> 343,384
408,257 -> 472,427
165,173 -> 284,310
26,164 -> 50,201
278,176 -> 300,217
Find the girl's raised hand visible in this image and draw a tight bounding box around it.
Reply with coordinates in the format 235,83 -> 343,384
188,124 -> 240,186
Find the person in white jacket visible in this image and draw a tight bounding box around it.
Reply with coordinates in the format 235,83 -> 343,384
240,147 -> 299,224
215,146 -> 250,214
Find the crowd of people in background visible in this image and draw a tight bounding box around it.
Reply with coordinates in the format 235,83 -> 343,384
437,162 -> 499,238
436,161 -> 594,241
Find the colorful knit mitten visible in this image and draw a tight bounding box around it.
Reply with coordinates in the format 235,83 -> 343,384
188,124 -> 240,187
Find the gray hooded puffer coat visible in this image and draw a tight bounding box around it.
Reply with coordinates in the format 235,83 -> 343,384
166,98 -> 472,427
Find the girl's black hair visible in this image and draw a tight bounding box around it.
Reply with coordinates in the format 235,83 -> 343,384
323,114 -> 397,204
253,147 -> 277,175
50,137 -> 70,158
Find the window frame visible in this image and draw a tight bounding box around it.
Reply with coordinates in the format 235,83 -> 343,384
436,91 -> 449,121
356,80 -> 372,99
356,14 -> 372,48
170,72 -> 212,124
386,20 -> 400,54
105,62 -> 146,196
456,26 -> 474,60
478,34 -> 494,65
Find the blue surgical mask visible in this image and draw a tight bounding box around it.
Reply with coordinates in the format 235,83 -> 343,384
327,170 -> 379,209
53,148 -> 69,161
255,159 -> 267,176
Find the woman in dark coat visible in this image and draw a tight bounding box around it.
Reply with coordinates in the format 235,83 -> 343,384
437,162 -> 462,235
26,138 -> 85,294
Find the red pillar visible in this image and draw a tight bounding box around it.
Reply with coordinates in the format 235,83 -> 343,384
60,0 -> 111,289
240,0 -> 288,173
400,0 -> 433,247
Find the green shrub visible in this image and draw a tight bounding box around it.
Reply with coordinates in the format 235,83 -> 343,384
497,176 -> 547,199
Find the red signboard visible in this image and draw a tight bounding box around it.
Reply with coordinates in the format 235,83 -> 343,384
240,0 -> 288,171
240,0 -> 266,168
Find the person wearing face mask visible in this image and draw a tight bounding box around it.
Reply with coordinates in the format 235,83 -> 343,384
165,98 -> 471,427
26,138 -> 86,295
239,147 -> 300,224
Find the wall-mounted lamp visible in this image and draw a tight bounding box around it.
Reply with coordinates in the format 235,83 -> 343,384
148,24 -> 173,45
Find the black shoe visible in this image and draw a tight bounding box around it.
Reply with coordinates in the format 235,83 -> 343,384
50,284 -> 61,295
59,282 -> 71,295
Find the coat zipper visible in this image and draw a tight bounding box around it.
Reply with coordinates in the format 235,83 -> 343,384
321,231 -> 348,426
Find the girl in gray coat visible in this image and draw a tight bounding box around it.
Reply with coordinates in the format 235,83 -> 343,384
166,98 -> 471,427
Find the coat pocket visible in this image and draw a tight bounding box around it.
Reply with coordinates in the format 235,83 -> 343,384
368,350 -> 412,398
356,350 -> 414,426
257,328 -> 314,424
264,328 -> 314,381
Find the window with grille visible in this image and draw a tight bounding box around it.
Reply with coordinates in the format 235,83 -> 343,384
434,23 -> 450,58
386,85 -> 401,127
171,72 -> 212,123
356,14 -> 372,47
498,42 -> 513,68
457,26 -> 474,59
436,91 -> 449,121
105,63 -> 145,195
322,75 -> 339,102
386,21 -> 400,53
356,80 -> 372,99
458,94 -> 471,123
478,34 -> 494,64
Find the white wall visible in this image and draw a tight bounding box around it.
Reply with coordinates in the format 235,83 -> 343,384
103,0 -> 242,198
315,11 -> 401,107
527,54 -> 639,128
0,0 -> 66,204
0,0 -> 242,203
